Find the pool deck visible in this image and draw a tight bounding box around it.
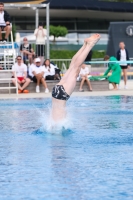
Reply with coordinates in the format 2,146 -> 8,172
0,80 -> 133,99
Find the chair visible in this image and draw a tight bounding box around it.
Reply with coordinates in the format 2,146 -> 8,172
0,25 -> 18,95
0,23 -> 15,70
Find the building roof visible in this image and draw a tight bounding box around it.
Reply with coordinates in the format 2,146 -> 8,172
48,0 -> 133,13
4,0 -> 133,12
4,0 -> 46,3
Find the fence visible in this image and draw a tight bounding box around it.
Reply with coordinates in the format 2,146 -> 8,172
0,39 -> 133,80
0,40 -> 106,70
0,42 -> 46,69
0,70 -> 18,94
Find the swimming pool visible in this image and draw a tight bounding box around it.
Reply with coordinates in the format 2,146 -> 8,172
0,96 -> 133,200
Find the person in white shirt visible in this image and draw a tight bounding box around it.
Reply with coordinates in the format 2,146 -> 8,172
12,55 -> 31,93
0,2 -> 11,43
117,42 -> 130,89
79,63 -> 92,92
34,22 -> 47,65
28,61 -> 35,81
43,59 -> 60,80
31,57 -> 49,93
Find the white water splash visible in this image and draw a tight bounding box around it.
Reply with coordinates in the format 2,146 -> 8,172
33,104 -> 73,134
42,108 -> 73,134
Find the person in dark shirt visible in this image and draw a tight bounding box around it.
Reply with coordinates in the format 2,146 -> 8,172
20,37 -> 35,64
0,2 -> 11,43
85,50 -> 93,63
85,50 -> 93,72
116,42 -> 130,89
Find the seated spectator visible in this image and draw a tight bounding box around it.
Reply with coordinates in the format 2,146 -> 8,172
28,58 -> 36,80
0,2 -> 11,44
31,57 -> 49,93
79,64 -> 92,92
12,55 -> 31,94
20,37 -> 35,64
43,59 -> 61,80
50,60 -> 61,80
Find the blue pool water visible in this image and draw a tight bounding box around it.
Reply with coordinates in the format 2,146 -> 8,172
0,96 -> 133,200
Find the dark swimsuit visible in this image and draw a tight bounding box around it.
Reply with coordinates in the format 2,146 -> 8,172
52,85 -> 70,101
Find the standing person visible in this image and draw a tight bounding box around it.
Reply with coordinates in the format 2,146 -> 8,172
20,37 -> 35,64
31,58 -> 49,93
0,2 -> 11,43
79,63 -> 92,92
117,42 -> 130,89
51,34 -> 101,123
104,55 -> 121,90
34,22 -> 47,65
12,55 -> 31,93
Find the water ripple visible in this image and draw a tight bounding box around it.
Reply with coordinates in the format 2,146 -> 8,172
0,96 -> 133,200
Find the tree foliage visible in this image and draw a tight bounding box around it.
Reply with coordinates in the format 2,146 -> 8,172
49,25 -> 68,41
50,50 -> 105,59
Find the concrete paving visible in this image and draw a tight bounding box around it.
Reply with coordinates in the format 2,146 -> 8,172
0,80 -> 133,99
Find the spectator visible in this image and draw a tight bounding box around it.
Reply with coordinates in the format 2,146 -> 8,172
20,37 -> 35,64
31,57 -> 49,93
50,61 -> 61,80
79,63 -> 92,92
12,55 -> 30,94
34,22 -> 47,65
43,59 -> 60,80
104,55 -> 121,90
117,42 -> 130,89
0,2 -> 11,43
28,58 -> 36,81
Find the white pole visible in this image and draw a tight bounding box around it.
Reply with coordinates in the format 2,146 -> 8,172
46,3 -> 50,59
36,8 -> 39,29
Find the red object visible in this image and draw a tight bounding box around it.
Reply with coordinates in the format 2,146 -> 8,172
23,90 -> 29,93
18,90 -> 22,94
17,77 -> 24,82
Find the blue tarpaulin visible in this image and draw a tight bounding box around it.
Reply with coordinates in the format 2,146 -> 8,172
0,43 -> 19,49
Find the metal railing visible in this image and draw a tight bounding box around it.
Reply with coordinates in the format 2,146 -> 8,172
0,26 -> 18,70
0,44 -> 19,70
50,59 -> 71,72
0,70 -> 18,95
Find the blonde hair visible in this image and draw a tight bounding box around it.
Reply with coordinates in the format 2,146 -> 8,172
119,42 -> 125,47
104,55 -> 110,61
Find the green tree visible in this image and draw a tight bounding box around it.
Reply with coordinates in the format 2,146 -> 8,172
49,25 -> 68,42
115,0 -> 132,2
